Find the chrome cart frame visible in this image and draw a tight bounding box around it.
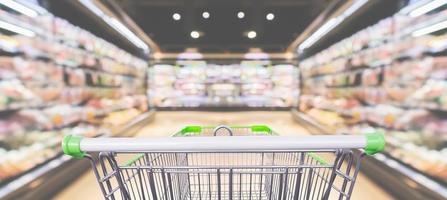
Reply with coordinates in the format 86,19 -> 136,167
63,125 -> 384,200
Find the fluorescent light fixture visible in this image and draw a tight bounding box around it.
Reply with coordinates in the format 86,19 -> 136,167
79,0 -> 104,16
79,0 -> 149,51
108,18 -> 148,50
0,20 -> 35,37
202,11 -> 210,19
399,0 -> 432,14
16,0 -> 47,15
0,0 -> 38,17
266,13 -> 275,21
298,0 -> 368,51
343,0 -> 368,17
412,19 -> 447,37
237,11 -> 245,19
190,31 -> 200,39
299,18 -> 340,50
247,31 -> 257,39
172,13 -> 181,20
409,0 -> 447,17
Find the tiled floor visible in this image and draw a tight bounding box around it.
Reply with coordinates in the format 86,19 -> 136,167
54,111 -> 394,200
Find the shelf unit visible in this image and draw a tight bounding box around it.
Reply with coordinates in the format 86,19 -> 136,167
297,2 -> 447,199
291,110 -> 447,200
0,2 -> 150,197
148,62 -> 298,108
0,110 -> 155,200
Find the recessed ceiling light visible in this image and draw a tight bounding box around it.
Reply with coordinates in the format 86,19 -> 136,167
266,13 -> 275,21
237,11 -> 245,19
191,31 -> 200,39
172,13 -> 181,20
202,11 -> 210,19
247,31 -> 257,39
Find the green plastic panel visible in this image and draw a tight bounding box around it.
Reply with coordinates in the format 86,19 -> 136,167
124,154 -> 145,166
307,152 -> 328,165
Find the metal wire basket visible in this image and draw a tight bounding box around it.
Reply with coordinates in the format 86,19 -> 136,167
63,125 -> 385,200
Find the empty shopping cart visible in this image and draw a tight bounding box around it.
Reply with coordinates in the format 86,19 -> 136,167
62,125 -> 385,200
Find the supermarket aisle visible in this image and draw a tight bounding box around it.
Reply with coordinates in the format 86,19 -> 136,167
54,111 -> 393,200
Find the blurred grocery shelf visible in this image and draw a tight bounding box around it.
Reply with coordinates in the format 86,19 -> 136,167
1,0 -> 447,199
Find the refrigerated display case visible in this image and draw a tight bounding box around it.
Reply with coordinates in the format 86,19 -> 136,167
296,3 -> 447,199
0,4 -> 151,199
148,62 -> 298,109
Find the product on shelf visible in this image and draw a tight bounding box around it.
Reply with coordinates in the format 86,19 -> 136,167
0,124 -> 106,181
0,6 -> 148,185
148,63 -> 298,107
0,80 -> 40,110
298,7 -> 447,184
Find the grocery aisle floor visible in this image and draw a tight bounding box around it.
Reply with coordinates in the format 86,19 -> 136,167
54,111 -> 393,200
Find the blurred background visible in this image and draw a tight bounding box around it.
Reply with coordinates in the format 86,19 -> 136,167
0,0 -> 446,199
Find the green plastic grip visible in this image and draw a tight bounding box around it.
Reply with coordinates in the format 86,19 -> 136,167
250,125 -> 272,133
62,135 -> 85,158
365,132 -> 385,155
180,126 -> 202,134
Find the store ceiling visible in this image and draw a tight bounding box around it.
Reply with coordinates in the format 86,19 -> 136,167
114,0 -> 333,53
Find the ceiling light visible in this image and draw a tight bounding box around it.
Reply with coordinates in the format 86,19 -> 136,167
0,20 -> 35,37
409,0 -> 447,17
15,0 -> 47,14
172,13 -> 181,21
343,0 -> 369,17
237,11 -> 245,19
299,18 -> 340,50
79,0 -> 149,51
399,0 -> 432,14
79,0 -> 103,16
191,31 -> 200,39
266,13 -> 275,21
298,0 -> 368,51
202,12 -> 210,19
108,18 -> 148,50
412,19 -> 447,37
0,0 -> 38,17
247,31 -> 257,39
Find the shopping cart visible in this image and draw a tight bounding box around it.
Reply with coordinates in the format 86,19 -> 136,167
62,125 -> 385,200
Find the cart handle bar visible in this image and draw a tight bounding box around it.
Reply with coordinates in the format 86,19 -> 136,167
62,133 -> 385,158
